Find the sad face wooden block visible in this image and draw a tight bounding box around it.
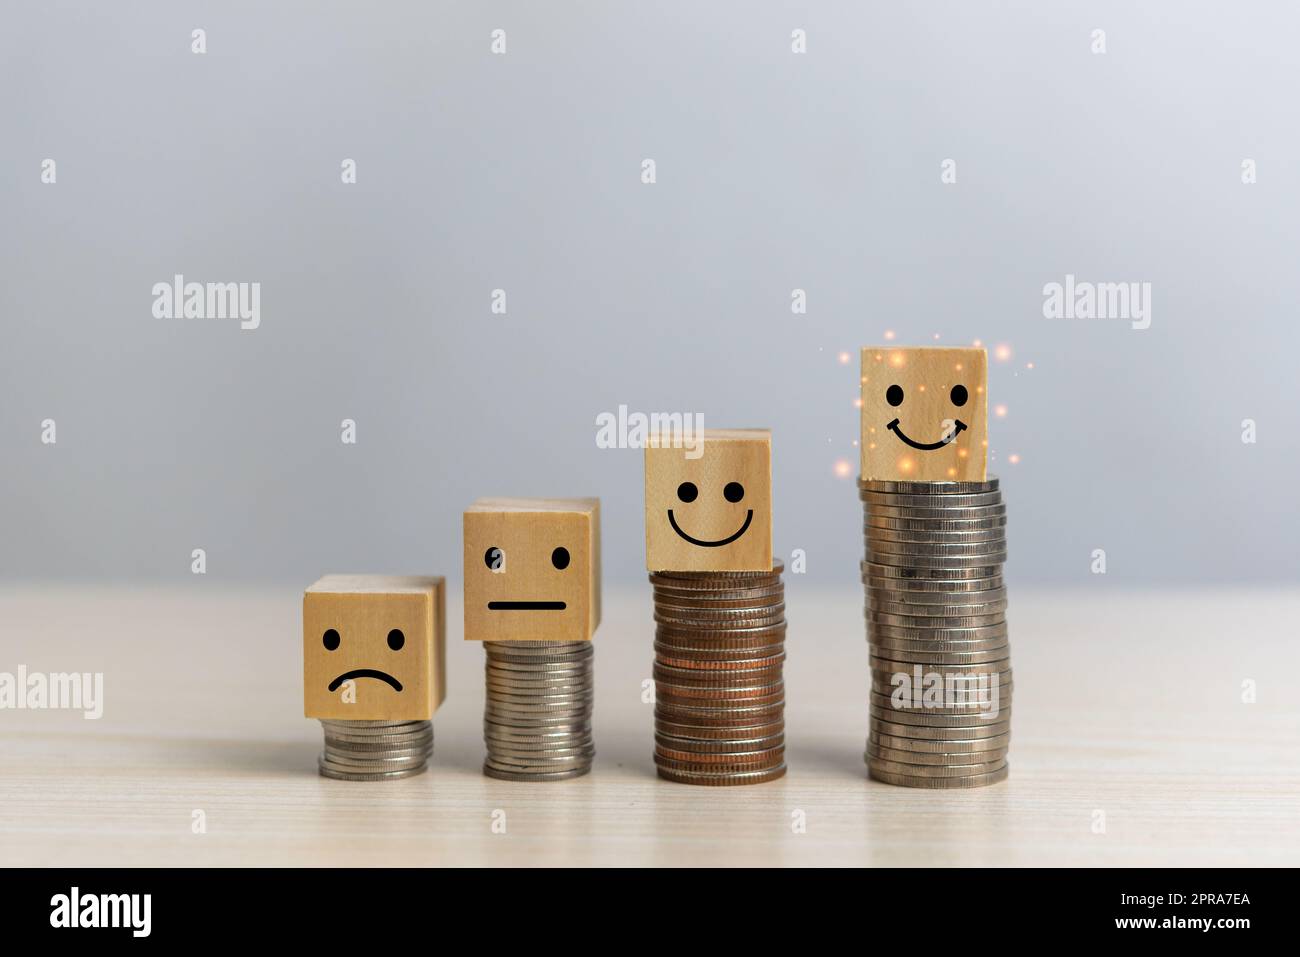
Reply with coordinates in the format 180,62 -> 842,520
860,347 -> 987,481
303,575 -> 446,721
463,498 -> 601,642
645,429 -> 772,572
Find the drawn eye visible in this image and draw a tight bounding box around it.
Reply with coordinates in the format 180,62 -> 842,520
677,482 -> 698,503
886,384 -> 904,407
551,547 -> 570,570
723,482 -> 745,503
322,628 -> 341,651
951,384 -> 969,407
484,547 -> 504,570
387,629 -> 405,650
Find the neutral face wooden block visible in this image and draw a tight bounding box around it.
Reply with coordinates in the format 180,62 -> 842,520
463,498 -> 601,642
303,575 -> 445,721
645,429 -> 773,572
860,347 -> 988,482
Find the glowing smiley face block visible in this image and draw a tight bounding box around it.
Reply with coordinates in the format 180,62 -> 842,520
860,347 -> 987,482
463,497 -> 601,642
303,575 -> 446,721
645,429 -> 773,572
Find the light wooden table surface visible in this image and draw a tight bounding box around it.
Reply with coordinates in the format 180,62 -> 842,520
1,583 -> 1297,867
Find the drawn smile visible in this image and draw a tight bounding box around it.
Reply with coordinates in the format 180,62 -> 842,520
488,601 -> 567,611
329,669 -> 402,692
887,418 -> 967,451
667,509 -> 753,547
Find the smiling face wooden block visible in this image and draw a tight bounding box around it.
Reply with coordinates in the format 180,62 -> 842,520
644,429 -> 773,572
303,575 -> 445,721
860,347 -> 988,481
463,498 -> 601,642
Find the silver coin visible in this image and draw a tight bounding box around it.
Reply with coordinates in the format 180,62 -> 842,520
867,763 -> 1009,788
866,551 -> 1008,571
483,765 -> 592,782
867,611 -> 1007,630
866,526 -> 1007,546
318,763 -> 427,782
870,685 -> 1012,708
873,642 -> 1013,665
863,561 -> 1003,581
869,703 -> 1011,728
866,537 -> 1010,557
871,621 -> 1009,642
870,730 -> 1010,754
867,585 -> 1007,605
867,579 -> 1006,598
865,503 -> 1007,521
866,742 -> 1009,767
871,715 -> 1011,739
867,516 -> 1008,536
859,477 -> 1000,495
862,490 -> 1002,508
865,753 -> 1007,777
868,596 -> 1008,617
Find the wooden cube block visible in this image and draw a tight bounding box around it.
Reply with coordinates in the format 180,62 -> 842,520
860,347 -> 987,482
645,428 -> 772,572
303,575 -> 445,721
463,498 -> 601,642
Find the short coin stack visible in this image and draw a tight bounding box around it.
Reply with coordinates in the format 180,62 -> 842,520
482,640 -> 595,782
650,560 -> 787,786
860,477 -> 1012,788
317,719 -> 434,781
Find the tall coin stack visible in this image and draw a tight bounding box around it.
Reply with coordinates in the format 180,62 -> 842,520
860,477 -> 1012,788
317,719 -> 434,781
482,640 -> 595,782
650,560 -> 787,786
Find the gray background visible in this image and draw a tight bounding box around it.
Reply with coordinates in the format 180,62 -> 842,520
2,1 -> 1297,588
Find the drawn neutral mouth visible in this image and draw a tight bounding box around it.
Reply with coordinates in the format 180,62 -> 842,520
887,418 -> 967,451
329,669 -> 402,692
488,601 -> 567,611
667,509 -> 753,547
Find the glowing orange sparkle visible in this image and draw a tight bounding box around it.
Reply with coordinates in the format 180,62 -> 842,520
889,352 -> 905,368
884,330 -> 896,341
838,351 -> 851,365
1008,454 -> 1021,464
994,343 -> 1012,362
995,404 -> 1008,418
833,459 -> 852,478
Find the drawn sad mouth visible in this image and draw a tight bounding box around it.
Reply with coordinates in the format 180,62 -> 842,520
329,669 -> 402,692
887,418 -> 967,451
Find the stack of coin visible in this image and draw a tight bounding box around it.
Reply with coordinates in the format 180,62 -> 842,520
482,640 -> 595,782
317,719 -> 434,781
650,561 -> 787,786
860,477 -> 1011,788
